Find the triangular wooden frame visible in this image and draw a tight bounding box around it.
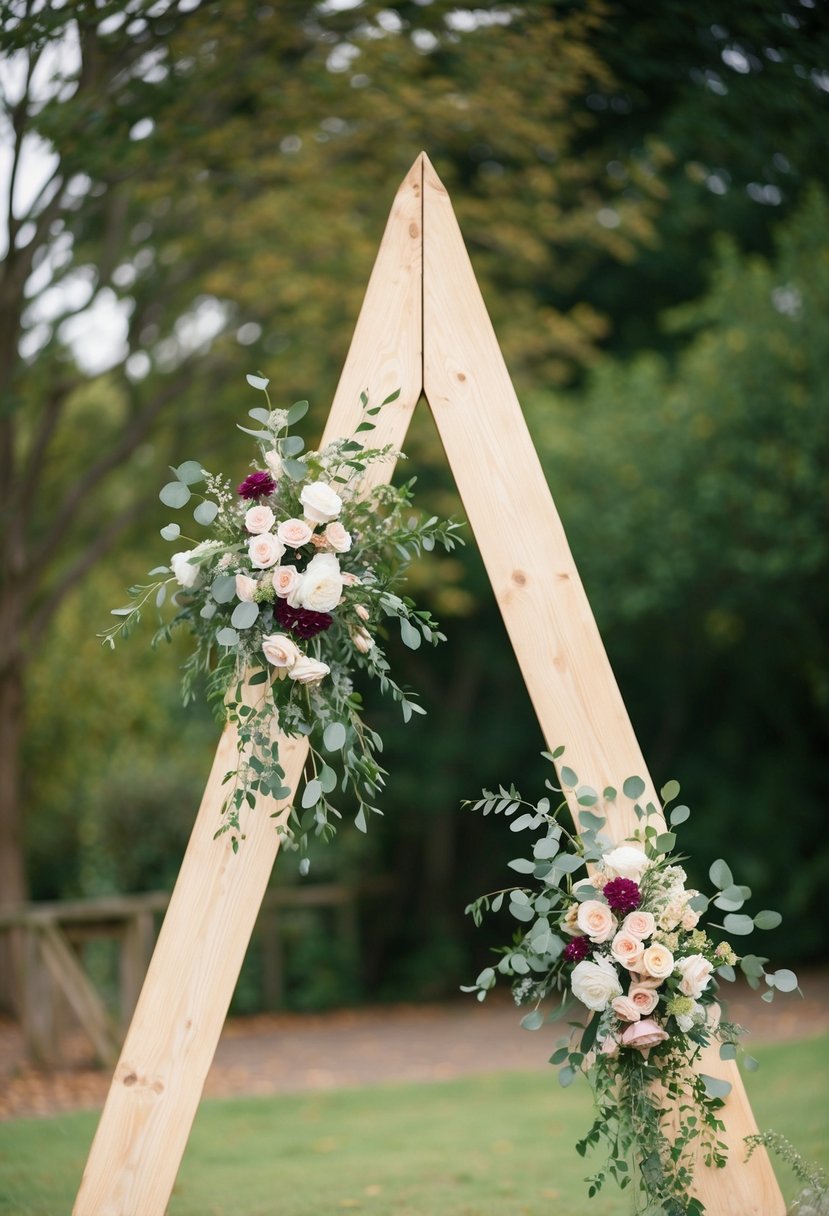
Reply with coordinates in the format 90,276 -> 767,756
74,155 -> 783,1215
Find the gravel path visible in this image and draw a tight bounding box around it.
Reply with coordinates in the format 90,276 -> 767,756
1,969 -> 827,1122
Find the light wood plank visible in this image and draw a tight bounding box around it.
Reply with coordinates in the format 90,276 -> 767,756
73,158 -> 424,1216
421,153 -> 783,1216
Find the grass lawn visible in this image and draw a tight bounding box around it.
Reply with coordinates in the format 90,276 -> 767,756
1,1033 -> 826,1216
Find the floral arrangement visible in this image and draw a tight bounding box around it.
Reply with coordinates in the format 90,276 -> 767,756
101,375 -> 463,860
463,750 -> 799,1216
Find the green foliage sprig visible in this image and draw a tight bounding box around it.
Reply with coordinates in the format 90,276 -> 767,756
101,376 -> 463,861
463,750 -> 800,1215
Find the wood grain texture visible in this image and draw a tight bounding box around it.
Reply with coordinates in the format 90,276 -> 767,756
73,160 -> 424,1216
421,153 -> 782,1216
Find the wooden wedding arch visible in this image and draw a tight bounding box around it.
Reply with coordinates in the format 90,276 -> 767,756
74,154 -> 783,1215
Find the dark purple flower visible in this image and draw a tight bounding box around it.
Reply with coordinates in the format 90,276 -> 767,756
237,470 -> 276,500
563,935 -> 592,963
603,877 -> 641,915
276,596 -> 333,640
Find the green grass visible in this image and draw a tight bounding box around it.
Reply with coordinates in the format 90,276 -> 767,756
1,1033 -> 826,1216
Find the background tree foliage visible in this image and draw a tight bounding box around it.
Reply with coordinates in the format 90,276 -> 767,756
2,0 -> 827,1009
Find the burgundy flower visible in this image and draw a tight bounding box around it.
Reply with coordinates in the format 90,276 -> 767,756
237,470 -> 276,500
563,935 -> 592,963
603,877 -> 641,916
276,596 -> 333,640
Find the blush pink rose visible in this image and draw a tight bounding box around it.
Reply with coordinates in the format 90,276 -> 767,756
244,504 -> 275,534
277,518 -> 313,549
353,627 -> 374,654
611,994 -> 641,1022
641,943 -> 674,980
610,931 -> 645,971
273,565 -> 299,598
235,573 -> 258,603
628,983 -> 660,1016
248,533 -> 284,569
620,1018 -> 669,1054
599,1035 -> 619,1058
576,900 -> 617,944
341,571 -> 361,586
324,521 -> 352,553
623,910 -> 656,940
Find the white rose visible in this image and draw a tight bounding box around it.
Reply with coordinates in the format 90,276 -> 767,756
288,656 -> 330,685
300,480 -> 342,524
277,518 -> 313,549
293,552 -> 342,613
602,845 -> 651,882
675,954 -> 714,999
576,900 -> 617,944
245,504 -> 275,535
623,910 -> 656,940
570,957 -> 623,1012
235,574 -> 258,603
324,521 -> 352,553
263,449 -> 282,479
610,931 -> 645,972
170,550 -> 201,589
248,532 -> 285,569
261,633 -> 301,672
641,943 -> 675,980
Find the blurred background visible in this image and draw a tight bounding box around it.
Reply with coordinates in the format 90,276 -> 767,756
1,0 -> 828,1023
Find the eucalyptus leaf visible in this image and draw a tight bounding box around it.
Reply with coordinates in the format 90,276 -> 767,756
669,804 -> 690,826
709,858 -> 734,890
175,460 -> 204,485
318,765 -> 337,794
768,968 -> 798,992
399,617 -> 421,650
660,779 -> 680,803
713,884 -> 746,912
558,1065 -> 576,1088
160,523 -> 180,540
719,1042 -> 738,1060
287,399 -> 309,424
655,831 -> 676,853
211,575 -> 237,604
194,500 -> 219,526
521,1009 -> 544,1031
622,775 -> 646,799
301,779 -> 322,809
723,913 -> 755,936
754,910 -> 783,931
507,858 -> 536,874
282,435 -> 304,456
246,373 -> 270,390
155,585 -> 167,608
231,600 -> 259,629
509,900 -> 535,922
159,481 -> 191,509
216,627 -> 239,647
700,1074 -> 732,1100
282,458 -> 307,481
716,964 -> 736,982
743,1055 -> 760,1072
323,722 -> 347,752
560,766 -> 578,788
354,807 -> 367,833
200,602 -> 217,620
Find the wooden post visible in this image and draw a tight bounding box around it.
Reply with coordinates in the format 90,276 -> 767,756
73,159 -> 423,1216
75,153 -> 782,1214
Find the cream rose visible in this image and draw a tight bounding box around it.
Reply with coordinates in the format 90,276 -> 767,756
675,954 -> 714,999
170,550 -> 201,588
272,565 -> 300,598
623,910 -> 656,940
620,1017 -> 669,1054
641,943 -> 675,980
248,533 -> 285,569
245,504 -> 276,535
277,518 -> 313,549
611,994 -> 641,1022
291,552 -> 342,613
681,905 -> 701,931
235,573 -> 258,603
570,957 -> 623,1012
628,983 -> 660,1016
576,900 -> 617,944
263,449 -> 282,479
341,571 -> 361,587
610,931 -> 645,972
561,903 -> 582,936
325,520 -> 352,553
300,480 -> 342,524
288,656 -> 330,685
602,845 -> 651,881
261,633 -> 301,671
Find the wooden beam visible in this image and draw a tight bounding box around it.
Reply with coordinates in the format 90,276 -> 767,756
420,152 -> 783,1216
38,923 -> 119,1067
73,157 -> 424,1216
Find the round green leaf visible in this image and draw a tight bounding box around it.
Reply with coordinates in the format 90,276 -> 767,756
175,460 -> 205,485
216,626 -> 238,647
723,913 -> 754,936
660,779 -> 680,803
753,910 -> 783,931
560,766 -> 578,788
709,858 -> 734,890
281,435 -> 304,456
769,968 -> 798,992
701,1074 -> 732,1100
194,500 -> 219,526
719,1042 -> 738,1060
160,523 -> 180,540
246,373 -> 270,391
231,600 -> 259,629
211,575 -> 237,604
159,481 -> 191,509
521,1009 -> 544,1031
622,775 -> 646,800
323,722 -> 347,752
286,399 -> 309,424
301,779 -> 322,809
669,804 -> 690,826
743,1055 -> 760,1072
558,1065 -> 576,1088
399,617 -> 421,649
318,765 -> 337,794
